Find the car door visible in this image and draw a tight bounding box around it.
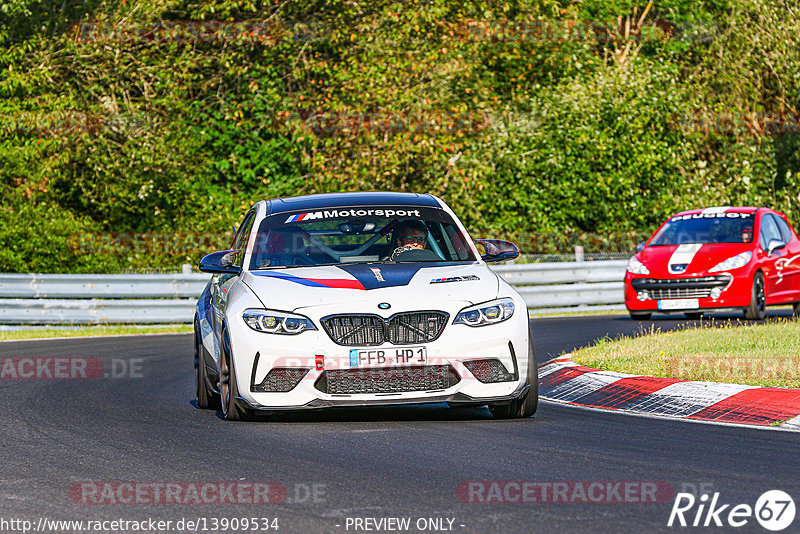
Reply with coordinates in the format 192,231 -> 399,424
211,210 -> 256,343
772,214 -> 800,297
758,213 -> 789,302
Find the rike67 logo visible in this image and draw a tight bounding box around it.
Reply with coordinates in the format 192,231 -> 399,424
668,490 -> 796,531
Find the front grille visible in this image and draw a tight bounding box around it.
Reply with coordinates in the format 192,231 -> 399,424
320,315 -> 385,346
321,311 -> 449,346
385,312 -> 449,345
314,365 -> 460,394
651,287 -> 713,299
631,275 -> 731,300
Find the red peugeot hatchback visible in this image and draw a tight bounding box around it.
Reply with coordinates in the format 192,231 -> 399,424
625,207 -> 800,320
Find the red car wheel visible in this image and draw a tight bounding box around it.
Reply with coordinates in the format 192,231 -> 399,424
744,272 -> 766,320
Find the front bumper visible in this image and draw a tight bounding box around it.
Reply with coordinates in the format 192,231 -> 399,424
235,387 -> 531,414
624,271 -> 752,312
224,301 -> 531,410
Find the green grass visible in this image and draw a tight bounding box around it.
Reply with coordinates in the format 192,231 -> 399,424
572,319 -> 800,388
0,324 -> 192,341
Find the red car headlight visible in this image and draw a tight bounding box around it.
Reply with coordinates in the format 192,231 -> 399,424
627,256 -> 650,275
708,252 -> 752,273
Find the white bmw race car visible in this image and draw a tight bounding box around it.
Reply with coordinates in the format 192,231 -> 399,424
194,192 -> 537,420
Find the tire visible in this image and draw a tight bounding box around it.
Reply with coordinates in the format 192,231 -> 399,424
684,312 -> 703,320
219,329 -> 249,421
629,311 -> 652,320
194,318 -> 219,409
793,301 -> 799,317
744,272 -> 766,320
489,330 -> 539,419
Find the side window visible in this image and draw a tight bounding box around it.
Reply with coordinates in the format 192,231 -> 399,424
445,224 -> 470,260
759,215 -> 782,250
773,215 -> 793,244
232,211 -> 256,267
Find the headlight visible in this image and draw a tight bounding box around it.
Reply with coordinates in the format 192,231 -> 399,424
627,256 -> 650,275
242,309 -> 317,335
454,298 -> 515,327
708,251 -> 752,273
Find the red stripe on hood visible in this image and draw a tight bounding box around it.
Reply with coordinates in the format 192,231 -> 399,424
310,278 -> 366,290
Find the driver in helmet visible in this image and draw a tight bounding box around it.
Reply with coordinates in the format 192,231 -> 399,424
741,224 -> 754,243
389,220 -> 441,261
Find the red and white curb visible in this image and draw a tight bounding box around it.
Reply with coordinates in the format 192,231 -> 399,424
539,357 -> 800,430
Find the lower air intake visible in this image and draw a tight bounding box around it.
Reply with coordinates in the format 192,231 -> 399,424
463,359 -> 516,383
315,365 -> 460,394
252,368 -> 310,392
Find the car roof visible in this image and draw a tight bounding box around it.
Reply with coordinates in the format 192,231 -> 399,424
265,192 -> 441,215
672,206 -> 761,217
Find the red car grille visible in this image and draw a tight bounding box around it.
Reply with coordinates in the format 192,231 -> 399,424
631,275 -> 732,300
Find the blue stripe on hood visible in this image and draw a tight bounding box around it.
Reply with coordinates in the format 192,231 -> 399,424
334,263 -> 427,290
250,271 -> 330,287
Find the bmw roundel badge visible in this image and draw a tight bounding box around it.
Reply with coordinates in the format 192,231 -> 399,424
378,302 -> 391,310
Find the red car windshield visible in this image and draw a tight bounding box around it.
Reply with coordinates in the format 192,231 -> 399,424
650,214 -> 755,246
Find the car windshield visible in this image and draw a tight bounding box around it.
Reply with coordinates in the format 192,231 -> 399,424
649,213 -> 755,246
248,206 -> 477,269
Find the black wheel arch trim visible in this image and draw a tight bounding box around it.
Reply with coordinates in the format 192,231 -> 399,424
196,315 -> 221,395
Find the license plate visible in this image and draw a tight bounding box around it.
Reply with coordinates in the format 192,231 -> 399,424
657,298 -> 699,310
349,346 -> 427,368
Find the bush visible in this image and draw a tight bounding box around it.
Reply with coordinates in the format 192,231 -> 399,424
1,0 -> 798,271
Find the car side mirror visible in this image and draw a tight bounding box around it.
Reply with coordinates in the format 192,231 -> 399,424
635,242 -> 646,252
199,250 -> 242,275
767,239 -> 786,256
475,239 -> 519,263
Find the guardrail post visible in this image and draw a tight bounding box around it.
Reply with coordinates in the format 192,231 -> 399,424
574,246 -> 585,262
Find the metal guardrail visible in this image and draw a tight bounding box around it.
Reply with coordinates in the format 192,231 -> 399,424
0,299 -> 197,324
492,261 -> 627,314
0,260 -> 629,324
0,273 -> 209,299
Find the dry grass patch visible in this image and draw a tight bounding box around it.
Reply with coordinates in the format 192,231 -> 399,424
0,325 -> 191,341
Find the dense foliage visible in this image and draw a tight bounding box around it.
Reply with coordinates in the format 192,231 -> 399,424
1,0 -> 799,271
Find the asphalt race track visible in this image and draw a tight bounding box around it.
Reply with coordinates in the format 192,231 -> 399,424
1,313 -> 798,533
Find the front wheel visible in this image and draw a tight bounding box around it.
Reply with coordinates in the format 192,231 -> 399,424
489,331 -> 539,419
219,330 -> 250,421
744,272 -> 766,320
